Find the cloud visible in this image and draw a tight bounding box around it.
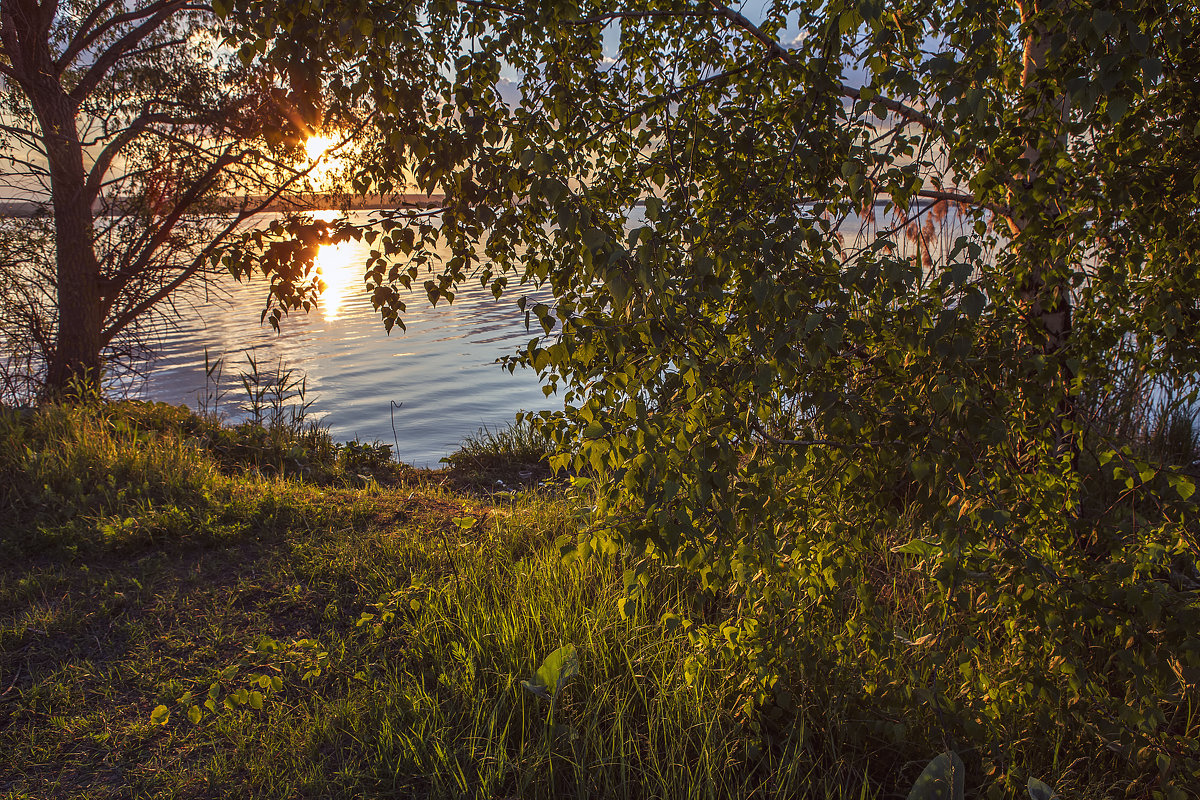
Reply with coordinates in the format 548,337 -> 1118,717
784,30 -> 810,48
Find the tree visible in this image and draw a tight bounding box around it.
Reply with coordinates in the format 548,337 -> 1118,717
0,0 -> 359,398
242,0 -> 1200,788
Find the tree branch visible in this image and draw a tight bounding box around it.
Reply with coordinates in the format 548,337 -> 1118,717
703,0 -> 941,134
748,417 -> 872,449
84,109 -> 214,201
99,152 -> 334,342
59,0 -> 124,65
57,0 -> 194,72
102,147 -> 241,298
916,188 -> 1009,217
68,1 -> 200,103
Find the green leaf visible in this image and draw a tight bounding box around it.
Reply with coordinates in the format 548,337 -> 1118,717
1027,777 -> 1057,800
907,751 -> 965,800
1140,56 -> 1163,85
150,705 -> 170,725
958,289 -> 986,319
583,227 -> 607,253
187,705 -> 202,724
1107,96 -> 1129,123
522,644 -> 579,701
892,539 -> 940,558
1172,476 -> 1195,501
683,656 -> 700,687
1091,9 -> 1115,34
617,596 -> 637,620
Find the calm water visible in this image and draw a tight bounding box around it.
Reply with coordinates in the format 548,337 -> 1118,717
133,205 -> 972,466
138,214 -> 553,467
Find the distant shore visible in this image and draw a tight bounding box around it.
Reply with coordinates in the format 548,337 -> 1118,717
0,193 -> 446,218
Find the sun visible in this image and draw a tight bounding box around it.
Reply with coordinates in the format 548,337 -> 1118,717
304,134 -> 335,161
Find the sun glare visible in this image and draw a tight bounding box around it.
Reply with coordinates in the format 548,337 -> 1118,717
305,134 -> 335,161
313,241 -> 358,322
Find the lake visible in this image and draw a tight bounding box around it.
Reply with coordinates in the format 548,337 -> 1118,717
131,204 -> 968,466
136,213 -> 553,467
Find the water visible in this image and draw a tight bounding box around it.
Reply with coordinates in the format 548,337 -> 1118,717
138,214 -> 553,467
125,203 -> 973,466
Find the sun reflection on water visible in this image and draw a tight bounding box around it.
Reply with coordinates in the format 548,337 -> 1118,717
313,240 -> 360,322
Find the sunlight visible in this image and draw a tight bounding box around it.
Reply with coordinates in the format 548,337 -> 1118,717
313,240 -> 359,322
305,134 -> 336,161
302,133 -> 347,188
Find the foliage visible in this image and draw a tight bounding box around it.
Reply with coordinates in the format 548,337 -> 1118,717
227,0 -> 1200,792
443,418 -> 557,475
3,402 -> 1191,796
0,218 -> 55,404
521,643 -> 580,702
183,351 -> 397,479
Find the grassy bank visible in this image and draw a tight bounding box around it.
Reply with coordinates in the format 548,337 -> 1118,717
0,403 -> 868,799
3,402 -> 1194,799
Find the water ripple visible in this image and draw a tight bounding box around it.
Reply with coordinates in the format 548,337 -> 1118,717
138,214 -> 552,467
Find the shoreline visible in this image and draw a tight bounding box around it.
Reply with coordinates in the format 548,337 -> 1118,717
0,193 -> 447,219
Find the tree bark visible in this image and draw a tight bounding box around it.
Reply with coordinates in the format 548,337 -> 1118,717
1010,0 -> 1073,360
2,0 -> 105,397
1009,0 -> 1076,461
39,91 -> 104,397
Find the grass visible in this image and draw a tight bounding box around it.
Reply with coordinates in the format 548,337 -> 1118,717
441,419 -> 555,481
5,402 -> 1192,798
0,402 -> 881,799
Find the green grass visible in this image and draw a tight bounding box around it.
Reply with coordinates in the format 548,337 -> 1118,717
7,402 -> 1189,798
441,419 -> 555,480
0,403 -> 881,799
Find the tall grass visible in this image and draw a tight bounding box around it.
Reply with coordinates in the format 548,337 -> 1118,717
1081,361 -> 1200,468
443,418 -> 556,474
197,502 -> 876,799
0,402 -> 217,528
5,402 -> 1181,798
0,403 -> 885,799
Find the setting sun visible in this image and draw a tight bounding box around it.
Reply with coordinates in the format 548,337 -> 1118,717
304,133 -> 335,161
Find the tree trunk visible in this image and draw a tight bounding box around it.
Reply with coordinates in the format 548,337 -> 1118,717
3,1 -> 107,399
1011,0 -> 1072,356
1010,0 -> 1076,458
41,93 -> 104,397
